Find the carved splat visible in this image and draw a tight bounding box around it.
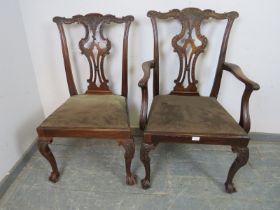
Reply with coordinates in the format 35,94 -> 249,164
76,14 -> 112,94
148,8 -> 238,96
53,14 -> 133,95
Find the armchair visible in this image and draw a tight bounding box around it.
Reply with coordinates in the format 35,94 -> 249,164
139,8 -> 260,193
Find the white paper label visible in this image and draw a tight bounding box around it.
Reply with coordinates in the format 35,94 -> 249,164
192,136 -> 200,141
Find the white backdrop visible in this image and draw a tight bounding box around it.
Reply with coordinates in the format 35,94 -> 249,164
19,0 -> 280,133
0,0 -> 44,181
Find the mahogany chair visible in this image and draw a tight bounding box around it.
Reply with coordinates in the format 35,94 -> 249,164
139,8 -> 260,193
37,13 -> 136,185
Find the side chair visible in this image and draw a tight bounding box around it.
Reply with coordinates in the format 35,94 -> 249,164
36,13 -> 136,185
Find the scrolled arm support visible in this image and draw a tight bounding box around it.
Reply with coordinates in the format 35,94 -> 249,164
138,60 -> 155,130
223,63 -> 260,90
139,60 -> 155,88
223,62 -> 260,133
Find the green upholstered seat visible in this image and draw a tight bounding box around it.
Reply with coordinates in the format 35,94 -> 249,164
40,95 -> 129,129
146,95 -> 247,136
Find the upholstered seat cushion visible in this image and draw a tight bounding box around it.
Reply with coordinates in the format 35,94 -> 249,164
146,95 -> 247,136
40,95 -> 129,129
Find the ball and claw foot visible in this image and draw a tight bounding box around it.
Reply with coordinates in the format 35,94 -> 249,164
49,172 -> 60,183
225,182 -> 237,193
141,178 -> 151,189
126,175 -> 137,185
225,146 -> 249,193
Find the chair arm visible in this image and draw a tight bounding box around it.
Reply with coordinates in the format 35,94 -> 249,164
223,62 -> 260,90
138,60 -> 155,88
138,60 -> 155,130
222,62 -> 260,133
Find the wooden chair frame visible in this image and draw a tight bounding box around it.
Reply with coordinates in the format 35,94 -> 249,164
37,13 -> 136,185
138,8 -> 260,193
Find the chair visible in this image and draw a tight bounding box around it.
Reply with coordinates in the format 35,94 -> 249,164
139,8 -> 260,193
37,13 -> 136,185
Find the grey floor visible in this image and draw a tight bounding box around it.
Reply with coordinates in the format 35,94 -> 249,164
0,137 -> 279,210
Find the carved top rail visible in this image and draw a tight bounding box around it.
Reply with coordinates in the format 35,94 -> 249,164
53,14 -> 134,96
147,8 -> 238,96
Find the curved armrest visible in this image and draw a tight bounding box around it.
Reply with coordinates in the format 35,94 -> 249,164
138,60 -> 155,130
138,60 -> 155,88
223,62 -> 260,90
222,62 -> 260,133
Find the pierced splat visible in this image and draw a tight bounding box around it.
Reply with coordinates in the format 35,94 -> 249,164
76,14 -> 112,94
53,14 -> 133,96
148,8 -> 239,96
139,8 -> 260,193
171,9 -> 210,95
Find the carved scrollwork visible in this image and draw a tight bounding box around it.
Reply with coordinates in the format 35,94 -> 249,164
117,139 -> 136,185
140,143 -> 156,189
147,9 -> 180,19
53,14 -> 134,95
77,14 -> 112,94
148,8 -> 239,96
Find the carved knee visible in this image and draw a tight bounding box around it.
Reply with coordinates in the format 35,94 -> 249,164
225,146 -> 249,193
37,137 -> 59,183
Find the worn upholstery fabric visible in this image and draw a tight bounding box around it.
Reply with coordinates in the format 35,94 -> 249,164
146,95 -> 247,136
40,95 -> 129,129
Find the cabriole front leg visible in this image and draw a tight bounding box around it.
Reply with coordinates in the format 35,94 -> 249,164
225,146 -> 249,193
140,143 -> 155,189
37,137 -> 59,183
119,139 -> 136,185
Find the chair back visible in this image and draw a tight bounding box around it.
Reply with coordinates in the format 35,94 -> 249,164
53,14 -> 134,96
148,8 -> 238,96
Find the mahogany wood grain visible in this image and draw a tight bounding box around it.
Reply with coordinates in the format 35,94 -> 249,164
139,8 -> 260,193
223,62 -> 260,132
37,13 -> 135,185
53,14 -> 134,96
138,60 -> 154,130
